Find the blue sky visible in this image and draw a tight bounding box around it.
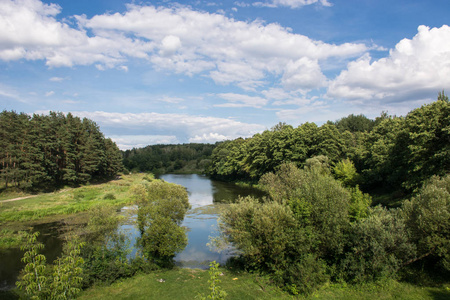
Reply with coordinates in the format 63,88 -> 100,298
1,0 -> 450,149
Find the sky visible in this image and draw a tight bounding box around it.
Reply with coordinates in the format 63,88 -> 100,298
1,0 -> 450,150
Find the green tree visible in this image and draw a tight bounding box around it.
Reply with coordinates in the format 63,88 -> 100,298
335,114 -> 374,133
140,215 -> 188,266
260,163 -> 350,256
16,232 -> 48,299
333,158 -> 360,187
341,206 -> 415,283
402,175 -> 450,270
50,238 -> 85,300
133,180 -> 190,266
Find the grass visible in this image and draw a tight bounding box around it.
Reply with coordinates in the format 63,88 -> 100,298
78,268 -> 291,300
76,268 -> 450,300
0,173 -> 152,225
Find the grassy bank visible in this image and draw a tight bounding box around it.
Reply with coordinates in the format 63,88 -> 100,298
77,268 -> 450,300
0,173 -> 150,224
0,173 -> 155,249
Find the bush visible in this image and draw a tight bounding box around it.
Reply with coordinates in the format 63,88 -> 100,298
341,206 -> 415,283
402,174 -> 450,271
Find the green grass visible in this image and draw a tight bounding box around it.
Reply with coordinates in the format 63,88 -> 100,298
78,268 -> 291,300
76,268 -> 450,300
0,173 -> 151,224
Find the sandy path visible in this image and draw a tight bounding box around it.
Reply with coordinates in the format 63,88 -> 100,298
0,195 -> 38,203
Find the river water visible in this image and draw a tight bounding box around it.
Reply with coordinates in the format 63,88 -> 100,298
160,174 -> 264,268
0,174 -> 263,290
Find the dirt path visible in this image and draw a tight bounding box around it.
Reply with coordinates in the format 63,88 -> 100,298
0,195 -> 38,203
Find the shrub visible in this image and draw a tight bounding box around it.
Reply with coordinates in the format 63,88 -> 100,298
402,175 -> 450,271
341,206 -> 415,283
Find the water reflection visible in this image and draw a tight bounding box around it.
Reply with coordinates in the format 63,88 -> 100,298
159,174 -> 264,269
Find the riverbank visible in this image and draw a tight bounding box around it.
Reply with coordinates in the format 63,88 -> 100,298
0,173 -> 153,249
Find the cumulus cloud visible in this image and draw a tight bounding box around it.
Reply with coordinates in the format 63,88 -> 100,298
328,25 -> 450,103
0,0 -> 152,68
0,0 -> 366,92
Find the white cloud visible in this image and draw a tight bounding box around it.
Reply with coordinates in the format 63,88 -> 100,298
254,0 -> 332,9
41,111 -> 266,148
109,135 -> 178,150
49,76 -> 65,82
328,25 -> 450,103
215,93 -> 268,108
189,133 -> 230,143
281,57 -> 327,90
45,91 -> 54,97
275,100 -> 330,121
0,0 -> 366,92
158,96 -> 185,103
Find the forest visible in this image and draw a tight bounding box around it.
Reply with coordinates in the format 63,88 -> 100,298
122,143 -> 215,174
209,95 -> 450,294
0,111 -> 123,190
208,94 -> 450,202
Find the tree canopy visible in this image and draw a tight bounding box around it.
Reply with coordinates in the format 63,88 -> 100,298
0,111 -> 123,189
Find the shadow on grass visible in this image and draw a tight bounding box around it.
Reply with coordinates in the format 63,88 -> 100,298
0,290 -> 20,300
428,289 -> 450,300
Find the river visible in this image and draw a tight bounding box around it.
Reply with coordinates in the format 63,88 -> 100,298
0,174 -> 263,290
159,174 -> 264,268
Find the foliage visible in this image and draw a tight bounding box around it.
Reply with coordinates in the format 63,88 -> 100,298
50,237 -> 85,300
260,163 -> 350,257
139,215 -> 188,267
209,94 -> 450,204
16,232 -> 86,300
0,110 -> 123,189
348,186 -> 372,222
402,175 -> 450,270
334,114 -> 375,133
16,232 -> 48,299
217,196 -> 309,271
273,254 -> 329,295
341,206 -> 416,283
199,261 -> 227,300
122,143 -> 215,174
132,179 -> 190,267
333,158 -> 360,187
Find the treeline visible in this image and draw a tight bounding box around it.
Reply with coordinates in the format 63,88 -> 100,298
209,96 -> 450,198
0,111 -> 123,189
123,143 -> 215,174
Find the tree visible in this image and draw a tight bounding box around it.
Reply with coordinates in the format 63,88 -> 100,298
133,180 -> 190,266
402,175 -> 450,270
259,163 -> 350,257
341,206 -> 415,283
139,215 -> 187,266
50,238 -> 85,300
16,232 -> 48,299
335,114 -> 374,133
